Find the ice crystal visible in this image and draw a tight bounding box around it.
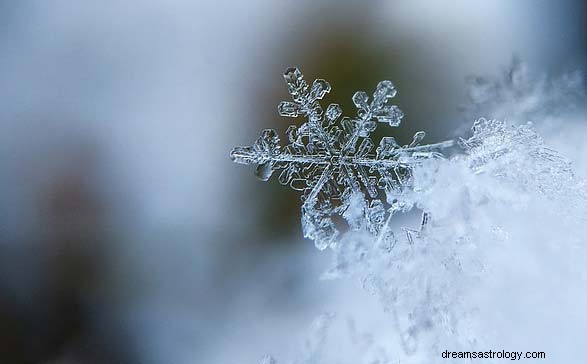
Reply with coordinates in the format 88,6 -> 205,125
231,67 -> 454,249
456,118 -> 585,218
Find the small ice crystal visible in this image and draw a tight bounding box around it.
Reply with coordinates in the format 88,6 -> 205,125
231,67 -> 454,249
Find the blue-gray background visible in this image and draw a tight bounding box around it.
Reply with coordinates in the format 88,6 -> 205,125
0,1 -> 585,363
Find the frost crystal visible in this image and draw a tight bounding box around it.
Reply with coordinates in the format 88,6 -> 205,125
231,67 -> 454,249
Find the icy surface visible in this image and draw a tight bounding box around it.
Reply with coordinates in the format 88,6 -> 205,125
231,67 -> 454,250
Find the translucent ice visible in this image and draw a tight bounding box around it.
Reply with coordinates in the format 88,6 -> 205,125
231,67 -> 454,249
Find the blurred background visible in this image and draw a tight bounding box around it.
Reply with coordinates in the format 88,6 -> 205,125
0,1 -> 585,363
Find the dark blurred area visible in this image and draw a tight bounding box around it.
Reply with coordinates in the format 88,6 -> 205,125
0,1 -> 585,363
0,137 -> 127,362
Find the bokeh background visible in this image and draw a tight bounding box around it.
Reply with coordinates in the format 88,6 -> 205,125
0,1 -> 585,363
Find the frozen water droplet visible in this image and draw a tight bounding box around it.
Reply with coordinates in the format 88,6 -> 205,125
255,162 -> 274,181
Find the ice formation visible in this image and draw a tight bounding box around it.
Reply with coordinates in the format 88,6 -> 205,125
233,65 -> 587,364
328,116 -> 585,359
255,116 -> 587,364
231,67 -> 454,250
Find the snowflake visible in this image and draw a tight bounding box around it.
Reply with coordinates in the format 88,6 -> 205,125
231,67 -> 454,249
